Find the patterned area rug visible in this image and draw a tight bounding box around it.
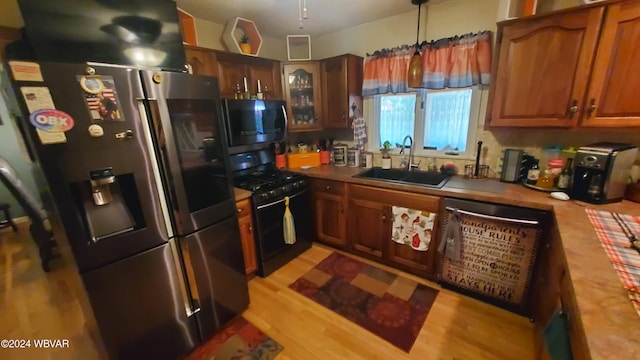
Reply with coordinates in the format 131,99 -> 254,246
186,317 -> 283,360
289,252 -> 439,352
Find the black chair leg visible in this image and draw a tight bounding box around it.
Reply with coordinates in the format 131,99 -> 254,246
30,222 -> 58,272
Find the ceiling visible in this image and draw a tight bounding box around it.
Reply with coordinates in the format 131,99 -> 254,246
176,0 -> 448,38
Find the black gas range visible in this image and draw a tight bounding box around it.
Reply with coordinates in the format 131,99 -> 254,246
230,150 -> 312,277
234,169 -> 308,207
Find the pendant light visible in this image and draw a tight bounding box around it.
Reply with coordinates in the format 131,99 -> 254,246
408,0 -> 428,88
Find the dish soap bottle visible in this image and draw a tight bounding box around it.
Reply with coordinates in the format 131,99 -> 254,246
428,157 -> 438,172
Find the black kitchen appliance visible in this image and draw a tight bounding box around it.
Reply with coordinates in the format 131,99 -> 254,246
1,62 -> 249,359
15,0 -> 187,72
222,99 -> 287,154
500,149 -> 523,183
571,142 -> 638,204
440,198 -> 548,316
230,149 -> 312,277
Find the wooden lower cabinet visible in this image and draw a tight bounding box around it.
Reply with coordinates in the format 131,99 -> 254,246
347,184 -> 441,279
235,198 -> 257,275
531,219 -> 589,360
310,179 -> 347,249
348,195 -> 387,258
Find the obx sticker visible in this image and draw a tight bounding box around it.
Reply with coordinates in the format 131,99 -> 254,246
29,109 -> 75,132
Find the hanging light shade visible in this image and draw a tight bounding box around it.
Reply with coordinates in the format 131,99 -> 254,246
408,0 -> 428,88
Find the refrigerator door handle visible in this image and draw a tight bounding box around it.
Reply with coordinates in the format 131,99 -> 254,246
168,238 -> 201,317
136,100 -> 174,239
445,207 -> 540,225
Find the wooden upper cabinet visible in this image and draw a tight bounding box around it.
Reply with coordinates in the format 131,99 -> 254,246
215,51 -> 283,100
488,6 -> 604,127
185,45 -> 217,77
0,26 -> 21,61
580,1 -> 640,127
282,62 -> 323,131
321,54 -> 363,129
183,47 -> 283,100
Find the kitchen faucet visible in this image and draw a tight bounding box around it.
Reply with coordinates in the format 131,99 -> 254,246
399,135 -> 420,171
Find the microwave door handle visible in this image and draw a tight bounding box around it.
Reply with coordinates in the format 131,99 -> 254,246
445,207 -> 540,226
281,105 -> 288,134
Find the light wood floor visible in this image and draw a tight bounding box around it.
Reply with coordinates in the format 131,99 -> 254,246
0,223 -> 534,359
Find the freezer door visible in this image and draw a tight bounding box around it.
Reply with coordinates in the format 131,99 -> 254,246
82,243 -> 199,360
140,70 -> 235,235
180,216 -> 250,340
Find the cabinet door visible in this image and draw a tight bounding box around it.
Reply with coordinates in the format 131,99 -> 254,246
283,62 -> 323,131
488,7 -> 604,127
248,61 -> 283,100
348,197 -> 387,258
236,199 -> 257,275
322,54 -> 363,129
185,46 -> 216,76
312,179 -> 346,248
215,53 -> 249,99
0,27 -> 20,61
581,1 -> 640,127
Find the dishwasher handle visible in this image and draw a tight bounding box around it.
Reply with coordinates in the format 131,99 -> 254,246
445,207 -> 540,226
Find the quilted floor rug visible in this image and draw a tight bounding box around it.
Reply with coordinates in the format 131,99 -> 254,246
289,252 -> 439,352
185,317 -> 283,360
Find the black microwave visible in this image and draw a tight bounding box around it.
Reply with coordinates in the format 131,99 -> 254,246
222,99 -> 287,151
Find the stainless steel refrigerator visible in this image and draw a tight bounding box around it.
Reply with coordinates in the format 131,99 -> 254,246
1,61 -> 249,359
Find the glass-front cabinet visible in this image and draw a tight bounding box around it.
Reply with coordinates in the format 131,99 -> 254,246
283,62 -> 323,131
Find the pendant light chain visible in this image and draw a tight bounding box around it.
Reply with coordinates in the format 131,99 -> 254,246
415,2 -> 421,48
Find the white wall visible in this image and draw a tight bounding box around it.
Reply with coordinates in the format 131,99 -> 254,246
194,18 -> 288,61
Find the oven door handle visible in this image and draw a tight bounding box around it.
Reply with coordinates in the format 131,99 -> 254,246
256,189 -> 307,210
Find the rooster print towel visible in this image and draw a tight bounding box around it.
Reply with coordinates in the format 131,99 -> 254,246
391,206 -> 436,251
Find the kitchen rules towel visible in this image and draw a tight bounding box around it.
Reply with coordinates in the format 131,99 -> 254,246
391,206 -> 436,251
352,116 -> 367,151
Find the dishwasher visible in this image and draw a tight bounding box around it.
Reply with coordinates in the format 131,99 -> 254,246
438,197 -> 549,315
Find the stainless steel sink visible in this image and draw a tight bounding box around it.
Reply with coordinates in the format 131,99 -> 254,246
354,167 -> 451,188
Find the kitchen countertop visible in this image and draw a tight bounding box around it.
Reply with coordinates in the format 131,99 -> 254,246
234,187 -> 252,202
293,165 -> 640,359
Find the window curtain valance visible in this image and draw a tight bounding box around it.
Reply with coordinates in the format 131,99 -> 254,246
363,31 -> 492,96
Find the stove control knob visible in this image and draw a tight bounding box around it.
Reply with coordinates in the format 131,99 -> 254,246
260,193 -> 269,201
269,190 -> 277,198
292,181 -> 300,189
297,180 -> 306,188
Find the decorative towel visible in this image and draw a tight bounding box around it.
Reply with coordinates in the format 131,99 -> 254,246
391,206 -> 435,251
438,209 -> 463,261
283,196 -> 296,245
585,209 -> 640,317
352,116 -> 367,151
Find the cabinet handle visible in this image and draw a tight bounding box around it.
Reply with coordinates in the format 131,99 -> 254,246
566,100 -> 578,118
237,208 -> 243,213
249,226 -> 252,233
326,185 -> 331,190
340,203 -> 344,213
342,111 -> 346,119
382,215 -> 386,222
586,98 -> 597,117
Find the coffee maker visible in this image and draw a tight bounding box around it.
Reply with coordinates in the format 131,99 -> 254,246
571,142 -> 638,204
